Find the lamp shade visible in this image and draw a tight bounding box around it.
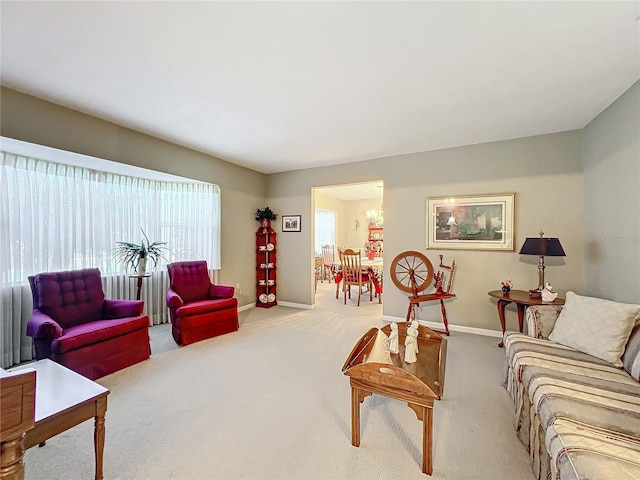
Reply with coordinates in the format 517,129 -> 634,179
519,237 -> 565,257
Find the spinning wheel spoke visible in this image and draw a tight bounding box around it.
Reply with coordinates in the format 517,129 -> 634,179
390,251 -> 434,294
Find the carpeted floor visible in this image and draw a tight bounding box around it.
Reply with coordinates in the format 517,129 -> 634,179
23,282 -> 533,479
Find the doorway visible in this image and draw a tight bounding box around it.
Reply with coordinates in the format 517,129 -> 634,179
313,181 -> 384,299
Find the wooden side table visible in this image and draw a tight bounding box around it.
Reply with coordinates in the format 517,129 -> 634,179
129,274 -> 151,300
488,289 -> 565,347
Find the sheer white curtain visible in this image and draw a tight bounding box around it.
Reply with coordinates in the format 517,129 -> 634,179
315,208 -> 336,254
0,151 -> 220,368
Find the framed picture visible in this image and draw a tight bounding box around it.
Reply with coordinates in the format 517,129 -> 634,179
426,193 -> 516,251
282,215 -> 302,232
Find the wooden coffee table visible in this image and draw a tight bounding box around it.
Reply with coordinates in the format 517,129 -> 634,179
342,322 -> 447,475
5,359 -> 109,480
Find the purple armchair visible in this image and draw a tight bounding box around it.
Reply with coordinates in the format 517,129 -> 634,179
27,268 -> 151,380
166,261 -> 239,346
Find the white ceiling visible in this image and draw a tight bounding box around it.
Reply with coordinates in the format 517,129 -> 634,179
1,2 -> 639,174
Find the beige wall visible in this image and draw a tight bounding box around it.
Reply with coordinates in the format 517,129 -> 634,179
269,131 -> 585,332
582,80 -> 640,304
8,83 -> 637,334
0,87 -> 267,307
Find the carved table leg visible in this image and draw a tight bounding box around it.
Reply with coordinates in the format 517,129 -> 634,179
439,299 -> 450,336
0,435 -> 26,480
496,299 -> 511,347
517,304 -> 526,334
94,397 -> 107,480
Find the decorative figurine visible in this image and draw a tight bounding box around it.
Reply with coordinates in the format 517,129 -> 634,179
365,329 -> 392,364
501,279 -> 513,294
410,320 -> 420,353
541,283 -> 558,302
404,326 -> 418,363
388,322 -> 399,354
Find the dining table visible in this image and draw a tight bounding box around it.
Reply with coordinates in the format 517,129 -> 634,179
331,257 -> 383,303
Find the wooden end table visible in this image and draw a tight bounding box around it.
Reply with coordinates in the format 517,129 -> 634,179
5,360 -> 109,480
129,274 -> 151,300
488,289 -> 565,347
342,322 -> 446,475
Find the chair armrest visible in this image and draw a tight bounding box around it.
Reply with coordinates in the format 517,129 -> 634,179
525,305 -> 564,339
103,299 -> 144,319
166,288 -> 184,308
210,284 -> 234,299
26,309 -> 63,339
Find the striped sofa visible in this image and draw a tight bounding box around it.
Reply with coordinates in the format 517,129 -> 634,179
503,305 -> 640,480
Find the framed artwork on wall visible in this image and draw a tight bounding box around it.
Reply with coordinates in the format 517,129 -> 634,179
426,193 -> 516,251
282,215 -> 302,232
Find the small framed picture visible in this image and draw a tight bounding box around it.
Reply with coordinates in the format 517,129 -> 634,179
282,215 -> 302,232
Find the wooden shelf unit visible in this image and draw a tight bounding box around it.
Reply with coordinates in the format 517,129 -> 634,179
256,221 -> 277,308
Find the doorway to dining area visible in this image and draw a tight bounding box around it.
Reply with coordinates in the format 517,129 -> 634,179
313,181 -> 384,304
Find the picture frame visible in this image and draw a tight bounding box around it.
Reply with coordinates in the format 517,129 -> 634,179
426,193 -> 515,251
282,214 -> 302,232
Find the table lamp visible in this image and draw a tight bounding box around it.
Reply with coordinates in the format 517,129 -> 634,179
519,231 -> 565,291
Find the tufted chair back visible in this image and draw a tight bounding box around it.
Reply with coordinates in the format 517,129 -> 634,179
167,261 -> 212,303
28,268 -> 106,329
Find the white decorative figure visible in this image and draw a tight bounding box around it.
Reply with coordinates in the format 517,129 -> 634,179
410,320 -> 420,353
404,326 -> 418,363
389,322 -> 399,354
541,284 -> 558,302
365,329 -> 392,364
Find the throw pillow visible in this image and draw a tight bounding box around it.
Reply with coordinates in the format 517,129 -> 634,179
548,291 -> 640,367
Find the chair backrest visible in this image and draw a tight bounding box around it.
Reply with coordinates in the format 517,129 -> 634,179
321,245 -> 334,265
29,268 -> 105,329
340,248 -> 364,285
167,261 -> 212,303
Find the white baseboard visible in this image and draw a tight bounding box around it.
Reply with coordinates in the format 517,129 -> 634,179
381,314 -> 503,338
277,301 -> 314,310
238,303 -> 254,312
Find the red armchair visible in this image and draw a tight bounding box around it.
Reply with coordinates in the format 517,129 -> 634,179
166,261 -> 239,346
26,268 -> 151,380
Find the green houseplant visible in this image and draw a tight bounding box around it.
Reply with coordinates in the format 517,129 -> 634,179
113,229 -> 170,275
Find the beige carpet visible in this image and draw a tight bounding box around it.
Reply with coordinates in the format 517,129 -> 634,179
24,282 -> 533,479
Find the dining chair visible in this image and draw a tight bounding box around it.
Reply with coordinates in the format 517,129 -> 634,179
321,244 -> 335,282
339,248 -> 372,306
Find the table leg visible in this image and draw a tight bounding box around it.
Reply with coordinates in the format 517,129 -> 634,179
496,299 -> 511,347
351,387 -> 361,447
422,406 -> 433,475
439,299 -> 450,336
135,277 -> 144,301
94,397 -> 107,480
0,434 -> 26,480
517,304 -> 526,334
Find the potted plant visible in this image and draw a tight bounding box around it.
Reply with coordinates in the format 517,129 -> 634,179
255,206 -> 277,231
114,229 -> 170,276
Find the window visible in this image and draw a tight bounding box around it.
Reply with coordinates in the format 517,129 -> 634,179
315,208 -> 336,254
0,139 -> 220,367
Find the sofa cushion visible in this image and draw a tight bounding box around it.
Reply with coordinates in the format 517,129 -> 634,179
51,316 -> 149,355
548,291 -> 640,366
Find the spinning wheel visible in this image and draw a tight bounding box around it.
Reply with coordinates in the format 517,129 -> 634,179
391,251 -> 456,336
390,251 -> 434,294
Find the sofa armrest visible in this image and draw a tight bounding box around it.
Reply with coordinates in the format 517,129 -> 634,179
210,284 -> 234,299
103,299 -> 144,319
166,288 -> 184,308
26,309 -> 63,339
525,305 -> 564,339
